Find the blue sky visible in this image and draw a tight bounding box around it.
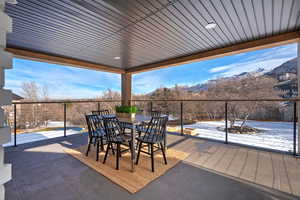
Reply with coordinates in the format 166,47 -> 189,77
5,43 -> 297,99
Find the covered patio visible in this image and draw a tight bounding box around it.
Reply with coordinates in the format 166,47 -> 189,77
5,132 -> 299,200
1,0 -> 300,199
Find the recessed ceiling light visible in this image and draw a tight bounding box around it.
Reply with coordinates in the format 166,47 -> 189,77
205,22 -> 217,30
114,56 -> 120,60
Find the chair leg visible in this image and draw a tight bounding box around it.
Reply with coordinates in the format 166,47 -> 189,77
96,139 -> 100,161
151,144 -> 154,172
86,136 -> 93,156
100,137 -> 104,151
116,143 -> 120,170
93,137 -> 97,146
148,143 -> 151,154
111,143 -> 115,155
103,142 -> 110,164
129,141 -> 133,158
160,142 -> 167,165
135,141 -> 142,165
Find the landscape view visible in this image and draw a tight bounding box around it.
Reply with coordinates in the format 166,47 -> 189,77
3,43 -> 298,152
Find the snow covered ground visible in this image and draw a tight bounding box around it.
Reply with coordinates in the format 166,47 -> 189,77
4,121 -> 85,147
4,120 -> 297,152
181,120 -> 297,152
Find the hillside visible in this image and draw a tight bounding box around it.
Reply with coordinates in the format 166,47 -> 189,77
167,58 -> 298,93
264,58 -> 297,77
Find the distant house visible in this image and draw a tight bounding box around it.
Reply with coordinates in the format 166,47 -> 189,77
274,72 -> 298,99
277,72 -> 297,82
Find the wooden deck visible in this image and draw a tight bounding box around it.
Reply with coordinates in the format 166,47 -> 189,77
167,134 -> 300,197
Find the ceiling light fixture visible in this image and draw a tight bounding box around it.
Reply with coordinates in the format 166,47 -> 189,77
114,56 -> 120,60
205,22 -> 217,30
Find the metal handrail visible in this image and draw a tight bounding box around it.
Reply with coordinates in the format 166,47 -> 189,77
131,98 -> 300,102
12,99 -> 122,104
11,98 -> 300,104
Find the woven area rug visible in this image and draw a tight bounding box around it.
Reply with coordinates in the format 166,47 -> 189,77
64,145 -> 189,193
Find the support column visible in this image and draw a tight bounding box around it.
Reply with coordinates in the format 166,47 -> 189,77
0,1 -> 13,199
121,73 -> 132,106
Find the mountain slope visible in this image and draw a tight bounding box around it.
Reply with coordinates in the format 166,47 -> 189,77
265,58 -> 297,77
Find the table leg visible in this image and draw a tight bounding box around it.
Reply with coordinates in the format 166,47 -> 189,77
131,124 -> 136,172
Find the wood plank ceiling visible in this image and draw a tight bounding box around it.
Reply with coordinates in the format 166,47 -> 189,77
5,0 -> 300,73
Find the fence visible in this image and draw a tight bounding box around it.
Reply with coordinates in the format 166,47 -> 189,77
8,98 -> 299,155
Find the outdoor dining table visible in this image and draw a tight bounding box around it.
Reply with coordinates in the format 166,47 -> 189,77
117,114 -> 152,172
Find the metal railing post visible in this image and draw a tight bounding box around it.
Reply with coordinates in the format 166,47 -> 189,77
293,101 -> 297,156
225,101 -> 228,144
97,102 -> 100,111
64,103 -> 67,137
180,101 -> 184,135
14,104 -> 17,147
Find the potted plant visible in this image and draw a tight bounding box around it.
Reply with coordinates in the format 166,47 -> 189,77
115,105 -> 138,119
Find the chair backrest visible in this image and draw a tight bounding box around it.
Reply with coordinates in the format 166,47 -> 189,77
102,116 -> 123,142
151,111 -> 161,117
92,110 -> 110,116
85,114 -> 103,137
142,115 -> 169,142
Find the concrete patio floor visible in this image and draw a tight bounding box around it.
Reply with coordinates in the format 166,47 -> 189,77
4,133 -> 298,200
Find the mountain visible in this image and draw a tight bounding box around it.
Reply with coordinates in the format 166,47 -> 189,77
235,67 -> 266,78
148,58 -> 297,94
264,58 -> 297,77
183,83 -> 209,92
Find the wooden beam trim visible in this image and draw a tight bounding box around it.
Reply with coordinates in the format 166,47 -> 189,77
127,31 -> 300,74
5,47 -> 125,74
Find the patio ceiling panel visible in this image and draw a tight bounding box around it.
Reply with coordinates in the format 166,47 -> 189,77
4,0 -> 300,73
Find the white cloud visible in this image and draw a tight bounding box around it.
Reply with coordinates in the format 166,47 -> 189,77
218,58 -> 293,77
209,43 -> 297,76
210,65 -> 232,73
5,58 -> 121,99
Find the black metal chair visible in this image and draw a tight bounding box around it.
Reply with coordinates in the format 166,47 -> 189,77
136,111 -> 162,134
92,109 -> 110,116
135,115 -> 168,172
85,114 -> 107,161
151,111 -> 161,117
102,116 -> 133,170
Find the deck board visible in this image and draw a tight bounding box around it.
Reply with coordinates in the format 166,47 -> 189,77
239,149 -> 258,182
215,147 -> 239,174
255,152 -> 274,188
284,155 -> 300,196
226,148 -> 248,177
271,153 -> 291,194
177,136 -> 300,197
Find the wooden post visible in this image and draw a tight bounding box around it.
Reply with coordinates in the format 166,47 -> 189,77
121,73 -> 132,106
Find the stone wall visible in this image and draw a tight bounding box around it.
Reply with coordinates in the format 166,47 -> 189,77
0,0 -> 12,199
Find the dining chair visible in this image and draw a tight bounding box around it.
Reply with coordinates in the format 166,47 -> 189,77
136,111 -> 163,136
102,116 -> 133,170
85,114 -> 107,161
135,115 -> 168,172
151,110 -> 161,117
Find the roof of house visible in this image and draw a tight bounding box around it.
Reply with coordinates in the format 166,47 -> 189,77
12,93 -> 24,101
